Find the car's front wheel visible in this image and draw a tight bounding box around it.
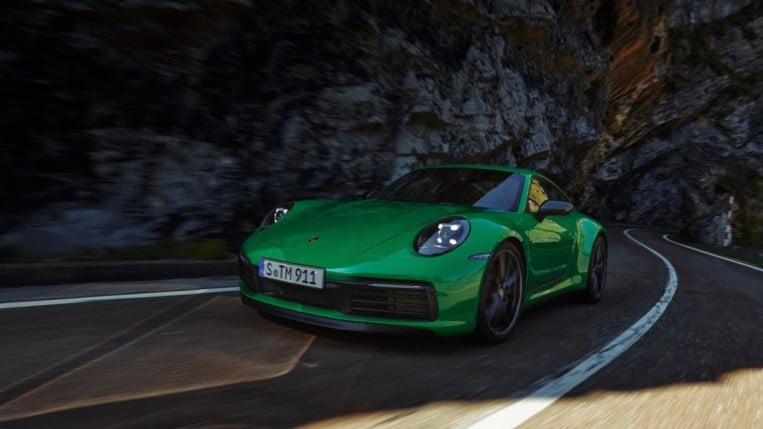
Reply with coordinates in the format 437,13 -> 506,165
476,241 -> 525,344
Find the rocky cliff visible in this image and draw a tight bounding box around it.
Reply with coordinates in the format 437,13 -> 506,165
0,0 -> 760,259
590,0 -> 762,245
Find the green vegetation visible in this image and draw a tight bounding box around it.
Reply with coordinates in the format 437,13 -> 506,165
59,239 -> 231,262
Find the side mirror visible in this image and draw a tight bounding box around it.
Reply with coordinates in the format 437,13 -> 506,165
536,200 -> 574,221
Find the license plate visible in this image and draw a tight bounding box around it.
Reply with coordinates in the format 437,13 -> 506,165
258,258 -> 325,289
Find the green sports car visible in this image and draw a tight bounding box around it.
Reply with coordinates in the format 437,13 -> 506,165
239,164 -> 607,343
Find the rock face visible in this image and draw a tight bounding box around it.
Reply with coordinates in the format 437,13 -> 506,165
585,0 -> 762,246
0,0 -> 760,258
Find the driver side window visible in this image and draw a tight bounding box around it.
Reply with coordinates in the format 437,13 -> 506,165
526,177 -> 570,214
540,178 -> 569,204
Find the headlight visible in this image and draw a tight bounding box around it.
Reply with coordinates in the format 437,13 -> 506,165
259,202 -> 294,229
414,217 -> 470,256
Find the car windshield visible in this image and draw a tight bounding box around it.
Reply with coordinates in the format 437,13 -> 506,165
375,168 -> 525,212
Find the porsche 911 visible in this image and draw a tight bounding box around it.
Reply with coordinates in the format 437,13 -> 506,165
239,164 -> 607,343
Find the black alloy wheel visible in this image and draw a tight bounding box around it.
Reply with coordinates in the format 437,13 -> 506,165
477,241 -> 524,344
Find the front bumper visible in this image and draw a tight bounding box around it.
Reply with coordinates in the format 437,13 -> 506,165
239,254 -> 438,320
238,254 -> 484,337
241,294 -> 434,336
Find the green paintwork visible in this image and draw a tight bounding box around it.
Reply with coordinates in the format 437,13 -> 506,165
239,164 -> 606,337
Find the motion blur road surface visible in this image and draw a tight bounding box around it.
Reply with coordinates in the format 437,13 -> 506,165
1,228 -> 761,428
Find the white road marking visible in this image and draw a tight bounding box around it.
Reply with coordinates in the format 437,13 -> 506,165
662,234 -> 763,273
470,229 -> 678,429
0,287 -> 239,310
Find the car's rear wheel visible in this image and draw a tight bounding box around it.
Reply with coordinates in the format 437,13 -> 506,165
584,235 -> 607,304
476,241 -> 524,344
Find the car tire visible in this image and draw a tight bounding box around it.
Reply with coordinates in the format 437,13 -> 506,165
584,235 -> 607,304
476,241 -> 525,344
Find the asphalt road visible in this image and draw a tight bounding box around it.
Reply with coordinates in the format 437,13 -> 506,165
0,228 -> 760,428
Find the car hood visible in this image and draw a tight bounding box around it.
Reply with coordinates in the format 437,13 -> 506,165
259,199 -> 475,256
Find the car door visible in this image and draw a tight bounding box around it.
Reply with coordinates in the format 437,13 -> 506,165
524,177 -> 576,292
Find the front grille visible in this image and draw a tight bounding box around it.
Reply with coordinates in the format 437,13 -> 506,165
238,254 -> 437,320
346,286 -> 434,320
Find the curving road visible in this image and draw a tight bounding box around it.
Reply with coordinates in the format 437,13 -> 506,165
0,228 -> 760,428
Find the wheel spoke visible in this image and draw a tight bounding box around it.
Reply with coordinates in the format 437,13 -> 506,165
497,252 -> 507,279
502,269 -> 518,290
492,305 -> 505,326
507,301 -> 517,318
497,300 -> 509,324
486,292 -> 501,324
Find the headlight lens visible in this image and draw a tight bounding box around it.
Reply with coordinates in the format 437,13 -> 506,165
415,217 -> 470,256
259,202 -> 294,229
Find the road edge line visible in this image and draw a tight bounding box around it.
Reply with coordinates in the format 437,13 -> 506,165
0,287 -> 240,310
469,229 -> 678,429
662,234 -> 763,273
